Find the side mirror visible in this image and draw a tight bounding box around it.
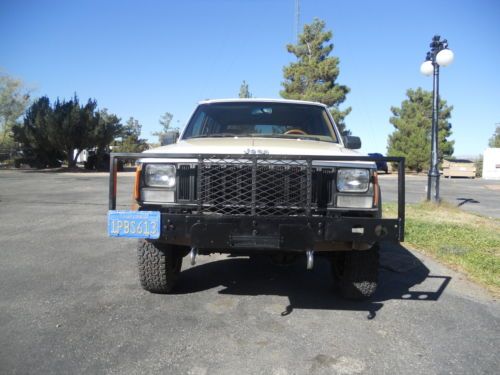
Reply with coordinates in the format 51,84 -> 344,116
343,135 -> 361,149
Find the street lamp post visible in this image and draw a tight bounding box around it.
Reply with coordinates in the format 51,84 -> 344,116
420,35 -> 454,203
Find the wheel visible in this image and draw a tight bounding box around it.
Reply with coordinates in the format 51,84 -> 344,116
330,244 -> 380,300
137,240 -> 183,293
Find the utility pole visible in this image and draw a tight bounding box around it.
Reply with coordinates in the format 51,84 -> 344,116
295,0 -> 300,43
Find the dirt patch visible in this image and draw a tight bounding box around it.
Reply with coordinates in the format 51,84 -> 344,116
484,185 -> 500,191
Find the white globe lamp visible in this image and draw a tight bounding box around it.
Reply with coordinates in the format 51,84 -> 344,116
436,49 -> 454,66
420,60 -> 434,76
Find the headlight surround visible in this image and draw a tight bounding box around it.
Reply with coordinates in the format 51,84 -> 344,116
336,168 -> 370,192
144,164 -> 176,188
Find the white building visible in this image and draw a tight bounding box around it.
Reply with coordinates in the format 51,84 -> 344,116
482,148 -> 500,180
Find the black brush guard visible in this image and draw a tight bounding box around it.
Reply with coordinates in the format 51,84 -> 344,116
109,153 -> 405,251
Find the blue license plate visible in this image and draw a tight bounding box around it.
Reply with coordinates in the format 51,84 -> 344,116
108,210 -> 161,239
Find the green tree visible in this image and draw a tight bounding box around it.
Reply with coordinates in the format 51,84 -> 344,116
123,116 -> 142,138
13,95 -> 123,168
387,88 -> 454,172
488,124 -> 500,147
90,108 -> 123,167
48,95 -> 102,167
239,80 -> 252,98
114,117 -> 148,153
115,136 -> 148,153
12,96 -> 63,167
153,112 -> 177,145
280,18 -> 351,134
475,155 -> 483,178
0,73 -> 31,148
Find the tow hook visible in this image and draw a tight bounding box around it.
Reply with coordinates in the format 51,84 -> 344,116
306,250 -> 314,270
190,247 -> 198,266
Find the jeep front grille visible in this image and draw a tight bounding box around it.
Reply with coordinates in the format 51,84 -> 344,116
177,158 -> 334,216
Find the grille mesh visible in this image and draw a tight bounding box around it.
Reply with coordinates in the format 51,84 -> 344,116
174,157 -> 335,216
200,158 -> 310,216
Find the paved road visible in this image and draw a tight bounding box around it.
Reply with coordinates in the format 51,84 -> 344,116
0,170 -> 499,374
378,174 -> 500,218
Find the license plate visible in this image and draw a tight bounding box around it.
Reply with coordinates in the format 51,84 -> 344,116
108,210 -> 161,239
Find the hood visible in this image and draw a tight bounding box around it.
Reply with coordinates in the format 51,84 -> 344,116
145,137 -> 365,157
142,137 -> 375,168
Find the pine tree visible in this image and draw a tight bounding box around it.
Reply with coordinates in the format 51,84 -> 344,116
123,117 -> 142,139
387,88 -> 454,172
89,108 -> 123,167
153,112 -> 175,144
12,96 -> 63,167
114,117 -> 148,153
280,18 -> 351,134
13,96 -> 123,167
239,81 -> 252,98
488,125 -> 500,147
48,95 -> 101,167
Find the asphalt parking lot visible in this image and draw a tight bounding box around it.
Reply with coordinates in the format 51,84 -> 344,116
0,170 -> 499,374
377,173 -> 500,218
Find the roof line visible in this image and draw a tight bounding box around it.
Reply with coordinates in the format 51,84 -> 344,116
198,98 -> 327,107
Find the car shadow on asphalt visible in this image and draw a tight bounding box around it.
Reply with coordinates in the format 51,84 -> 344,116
172,241 -> 451,318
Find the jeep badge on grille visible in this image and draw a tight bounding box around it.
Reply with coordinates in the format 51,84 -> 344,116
244,148 -> 269,155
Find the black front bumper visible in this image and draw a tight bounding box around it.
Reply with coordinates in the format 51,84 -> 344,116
160,214 -> 401,252
108,152 -> 406,252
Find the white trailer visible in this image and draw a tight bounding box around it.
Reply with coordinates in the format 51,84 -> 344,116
482,148 -> 500,180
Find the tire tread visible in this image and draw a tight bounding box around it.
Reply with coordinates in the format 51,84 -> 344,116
137,240 -> 181,294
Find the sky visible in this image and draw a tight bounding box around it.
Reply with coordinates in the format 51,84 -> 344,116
1,0 -> 499,157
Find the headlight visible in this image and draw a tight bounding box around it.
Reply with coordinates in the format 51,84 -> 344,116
144,164 -> 176,188
336,168 -> 370,192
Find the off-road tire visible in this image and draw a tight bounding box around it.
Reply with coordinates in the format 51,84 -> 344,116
137,240 -> 183,294
331,244 -> 380,300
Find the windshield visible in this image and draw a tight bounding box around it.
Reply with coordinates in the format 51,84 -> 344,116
182,102 -> 339,143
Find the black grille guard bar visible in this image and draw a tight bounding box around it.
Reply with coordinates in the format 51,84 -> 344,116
109,153 -> 405,241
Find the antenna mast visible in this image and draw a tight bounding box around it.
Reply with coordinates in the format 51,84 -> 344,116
295,0 -> 300,42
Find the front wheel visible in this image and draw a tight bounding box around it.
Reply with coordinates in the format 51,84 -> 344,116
330,244 -> 380,300
137,240 -> 183,294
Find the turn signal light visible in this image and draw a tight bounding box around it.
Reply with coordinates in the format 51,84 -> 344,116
134,165 -> 142,201
373,172 -> 379,207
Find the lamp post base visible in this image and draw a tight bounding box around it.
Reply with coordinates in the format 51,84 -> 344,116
427,173 -> 440,203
